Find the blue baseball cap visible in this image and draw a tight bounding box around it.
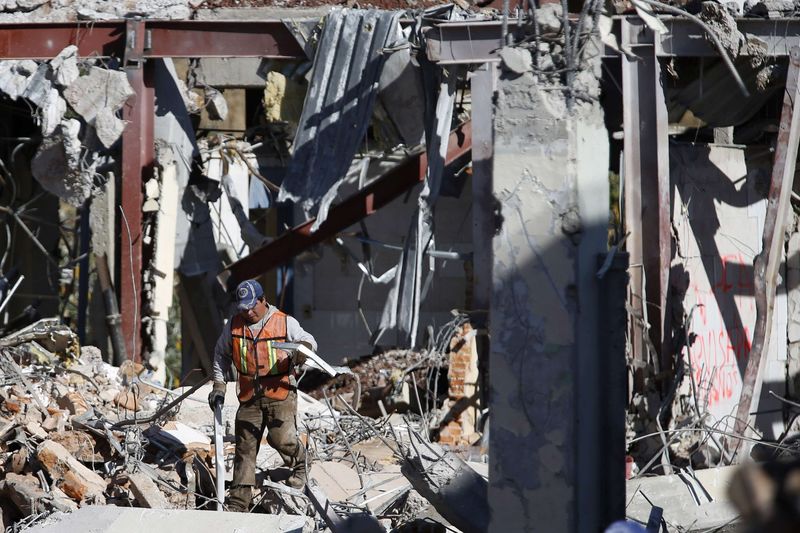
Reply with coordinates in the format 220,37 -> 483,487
235,279 -> 264,311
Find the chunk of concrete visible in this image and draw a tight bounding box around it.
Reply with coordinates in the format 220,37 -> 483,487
63,66 -> 134,124
37,440 -> 107,503
94,106 -> 126,149
31,118 -> 93,207
0,473 -> 77,516
499,47 -> 533,75
50,45 -> 79,87
21,62 -> 50,107
128,472 -> 170,509
204,88 -> 228,121
626,466 -> 739,530
39,89 -> 67,136
536,3 -> 563,34
25,506 -> 313,533
310,461 -> 361,502
0,60 -> 37,100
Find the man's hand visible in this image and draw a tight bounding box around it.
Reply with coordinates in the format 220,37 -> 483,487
208,381 -> 226,411
293,341 -> 313,366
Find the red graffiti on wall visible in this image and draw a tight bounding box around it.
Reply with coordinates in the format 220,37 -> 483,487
686,252 -> 754,409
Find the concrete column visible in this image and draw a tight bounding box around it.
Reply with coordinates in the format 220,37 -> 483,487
489,58 -> 609,531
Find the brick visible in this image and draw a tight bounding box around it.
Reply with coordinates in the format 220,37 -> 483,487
37,440 -> 106,503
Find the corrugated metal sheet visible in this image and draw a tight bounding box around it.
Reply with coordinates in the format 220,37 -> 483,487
278,8 -> 403,223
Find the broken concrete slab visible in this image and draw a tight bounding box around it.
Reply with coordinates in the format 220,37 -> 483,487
31,118 -> 93,207
94,107 -> 126,149
25,506 -> 313,533
128,472 -> 171,509
196,57 -> 267,88
310,460 -> 362,502
401,432 -> 489,533
37,440 -> 106,503
20,63 -> 50,107
626,466 -> 739,530
63,66 -> 134,125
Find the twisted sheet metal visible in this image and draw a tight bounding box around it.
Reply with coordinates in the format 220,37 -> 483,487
279,8 -> 403,224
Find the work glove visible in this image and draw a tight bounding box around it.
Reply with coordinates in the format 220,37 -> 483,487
293,341 -> 313,366
208,381 -> 226,411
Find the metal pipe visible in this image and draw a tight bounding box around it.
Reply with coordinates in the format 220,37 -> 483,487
340,235 -> 469,261
95,254 -> 128,366
0,274 -> 24,316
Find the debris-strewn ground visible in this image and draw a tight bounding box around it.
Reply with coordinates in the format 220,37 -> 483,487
0,317 -> 486,532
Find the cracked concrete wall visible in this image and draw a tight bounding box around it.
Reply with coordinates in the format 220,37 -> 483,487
489,64 -> 608,531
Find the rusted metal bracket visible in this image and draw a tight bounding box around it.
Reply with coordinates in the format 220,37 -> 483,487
730,46 -> 800,460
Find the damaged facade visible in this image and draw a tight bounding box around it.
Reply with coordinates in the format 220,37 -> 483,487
3,0 -> 800,532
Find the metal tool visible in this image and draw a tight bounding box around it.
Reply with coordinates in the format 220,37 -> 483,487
213,399 -> 225,511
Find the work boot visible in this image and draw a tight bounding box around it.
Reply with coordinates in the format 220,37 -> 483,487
227,485 -> 252,512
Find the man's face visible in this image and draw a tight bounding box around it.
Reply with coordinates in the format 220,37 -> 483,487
241,298 -> 268,324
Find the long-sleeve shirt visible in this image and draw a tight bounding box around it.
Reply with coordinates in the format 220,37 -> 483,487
212,305 -> 317,383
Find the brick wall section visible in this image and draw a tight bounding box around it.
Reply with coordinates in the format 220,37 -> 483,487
437,323 -> 479,446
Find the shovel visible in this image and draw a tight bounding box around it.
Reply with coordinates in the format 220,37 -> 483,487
213,399 -> 225,511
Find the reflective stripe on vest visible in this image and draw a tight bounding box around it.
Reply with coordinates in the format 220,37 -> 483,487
239,336 -> 248,374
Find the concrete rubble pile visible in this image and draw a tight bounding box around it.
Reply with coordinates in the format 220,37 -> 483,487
0,317 -> 487,532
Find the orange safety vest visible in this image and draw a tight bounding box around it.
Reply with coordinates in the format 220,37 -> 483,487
230,310 -> 293,401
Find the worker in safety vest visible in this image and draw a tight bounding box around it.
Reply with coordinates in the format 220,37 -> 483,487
208,279 -> 317,512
